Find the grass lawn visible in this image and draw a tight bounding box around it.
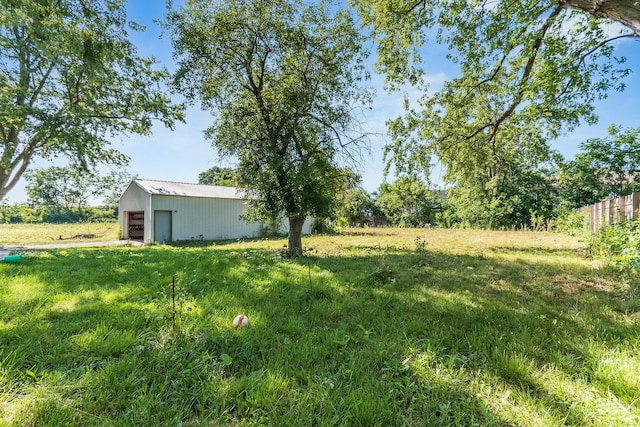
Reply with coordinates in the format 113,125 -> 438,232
0,222 -> 120,245
0,228 -> 639,425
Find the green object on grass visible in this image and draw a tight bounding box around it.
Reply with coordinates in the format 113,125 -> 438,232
3,255 -> 22,264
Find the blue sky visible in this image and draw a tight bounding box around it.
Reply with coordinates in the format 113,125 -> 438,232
5,1 -> 640,204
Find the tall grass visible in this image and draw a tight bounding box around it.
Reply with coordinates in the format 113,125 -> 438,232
0,228 -> 638,425
0,222 -> 120,245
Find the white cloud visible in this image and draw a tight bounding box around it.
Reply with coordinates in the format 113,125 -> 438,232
424,71 -> 448,86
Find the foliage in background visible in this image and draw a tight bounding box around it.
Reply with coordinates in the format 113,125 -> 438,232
351,0 -> 631,232
334,187 -> 377,226
375,175 -> 442,227
0,203 -> 45,224
101,170 -> 138,208
580,125 -> 640,197
0,165 -> 133,223
438,122 -> 640,230
0,203 -> 116,224
25,166 -> 133,212
590,218 -> 640,280
556,124 -> 640,209
198,166 -> 238,187
445,162 -> 560,229
332,169 -> 380,226
555,153 -> 611,210
0,0 -> 184,202
550,208 -> 589,235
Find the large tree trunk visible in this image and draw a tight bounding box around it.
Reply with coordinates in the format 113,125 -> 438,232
0,153 -> 32,203
287,216 -> 305,257
561,0 -> 640,33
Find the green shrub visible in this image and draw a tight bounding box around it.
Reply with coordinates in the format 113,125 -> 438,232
311,218 -> 337,234
259,216 -> 287,238
552,208 -> 588,235
590,219 -> 640,278
0,204 -> 116,224
0,204 -> 46,223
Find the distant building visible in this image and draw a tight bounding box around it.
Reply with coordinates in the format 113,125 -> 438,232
118,179 -> 312,243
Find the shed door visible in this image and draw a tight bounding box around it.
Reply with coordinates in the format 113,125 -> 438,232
127,211 -> 144,240
154,211 -> 172,243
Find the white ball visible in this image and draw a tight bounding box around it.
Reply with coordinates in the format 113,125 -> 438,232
233,314 -> 249,328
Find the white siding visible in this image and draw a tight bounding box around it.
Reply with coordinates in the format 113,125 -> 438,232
119,183 -> 147,210
280,217 -> 315,235
151,195 -> 262,241
119,182 -> 152,241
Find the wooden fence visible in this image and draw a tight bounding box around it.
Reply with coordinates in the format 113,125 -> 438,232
579,192 -> 640,232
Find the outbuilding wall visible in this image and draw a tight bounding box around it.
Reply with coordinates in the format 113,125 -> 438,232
151,194 -> 262,241
119,183 -> 153,242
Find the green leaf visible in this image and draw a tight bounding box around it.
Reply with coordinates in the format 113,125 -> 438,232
220,353 -> 233,366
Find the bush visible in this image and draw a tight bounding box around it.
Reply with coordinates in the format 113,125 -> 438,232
311,218 -> 337,234
0,204 -> 116,224
590,219 -> 640,278
259,216 -> 287,238
0,204 -> 45,223
552,208 -> 588,235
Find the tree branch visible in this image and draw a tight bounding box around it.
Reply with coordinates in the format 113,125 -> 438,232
580,31 -> 639,60
559,0 -> 640,34
29,61 -> 56,107
405,0 -> 427,14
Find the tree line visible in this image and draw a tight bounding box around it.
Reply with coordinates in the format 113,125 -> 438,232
6,121 -> 639,227
0,165 -> 134,223
199,129 -> 640,231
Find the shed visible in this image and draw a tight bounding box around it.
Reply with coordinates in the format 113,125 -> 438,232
118,179 -> 313,243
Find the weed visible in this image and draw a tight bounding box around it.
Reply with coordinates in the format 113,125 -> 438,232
367,263 -> 396,285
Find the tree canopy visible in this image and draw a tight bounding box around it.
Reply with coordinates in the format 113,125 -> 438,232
350,0 -> 634,228
0,0 -> 184,201
25,165 -> 131,212
578,125 -> 640,196
557,124 -> 640,208
198,166 -> 237,187
332,170 -> 379,226
375,175 -> 442,227
168,0 -> 371,255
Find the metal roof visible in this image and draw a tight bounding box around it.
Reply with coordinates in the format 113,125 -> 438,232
133,179 -> 247,200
